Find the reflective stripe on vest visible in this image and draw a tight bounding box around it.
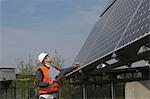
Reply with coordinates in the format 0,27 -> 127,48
38,65 -> 59,94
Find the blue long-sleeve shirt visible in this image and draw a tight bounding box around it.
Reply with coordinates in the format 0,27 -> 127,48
36,66 -> 74,87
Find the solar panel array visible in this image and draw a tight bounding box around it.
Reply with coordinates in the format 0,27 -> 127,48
117,0 -> 150,48
75,0 -> 150,66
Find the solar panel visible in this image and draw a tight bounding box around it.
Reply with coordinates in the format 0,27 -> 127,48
117,0 -> 150,48
74,0 -> 149,68
75,20 -> 105,65
76,0 -> 142,66
75,3 -> 116,66
106,0 -> 116,7
100,0 -> 116,17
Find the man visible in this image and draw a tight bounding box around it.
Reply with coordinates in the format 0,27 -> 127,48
36,52 -> 80,99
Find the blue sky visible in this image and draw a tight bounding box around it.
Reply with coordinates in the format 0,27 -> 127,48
0,0 -> 107,68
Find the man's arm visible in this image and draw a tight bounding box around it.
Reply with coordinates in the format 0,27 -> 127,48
60,67 -> 74,75
36,70 -> 49,87
60,62 -> 80,75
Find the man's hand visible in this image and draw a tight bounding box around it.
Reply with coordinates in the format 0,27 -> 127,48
73,61 -> 80,69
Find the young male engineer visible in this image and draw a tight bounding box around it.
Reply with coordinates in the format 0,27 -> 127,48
35,52 -> 80,99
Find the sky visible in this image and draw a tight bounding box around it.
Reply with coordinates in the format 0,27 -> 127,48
0,0 -> 107,68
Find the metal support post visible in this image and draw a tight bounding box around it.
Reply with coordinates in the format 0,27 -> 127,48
148,32 -> 150,95
83,84 -> 87,99
111,82 -> 114,99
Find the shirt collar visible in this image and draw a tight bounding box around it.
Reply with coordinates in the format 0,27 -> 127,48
44,64 -> 50,68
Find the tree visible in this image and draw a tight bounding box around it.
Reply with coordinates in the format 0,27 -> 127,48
16,55 -> 40,75
14,55 -> 37,99
52,50 -> 65,70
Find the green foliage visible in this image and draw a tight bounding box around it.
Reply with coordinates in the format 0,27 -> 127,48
14,55 -> 37,99
59,79 -> 73,98
14,76 -> 35,99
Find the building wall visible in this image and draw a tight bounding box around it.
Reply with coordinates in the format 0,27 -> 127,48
0,68 -> 16,81
125,81 -> 150,99
0,68 -> 16,99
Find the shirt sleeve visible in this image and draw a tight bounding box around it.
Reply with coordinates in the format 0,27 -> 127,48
60,67 -> 74,75
36,70 -> 49,87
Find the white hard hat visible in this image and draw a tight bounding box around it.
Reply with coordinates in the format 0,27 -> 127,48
38,52 -> 48,63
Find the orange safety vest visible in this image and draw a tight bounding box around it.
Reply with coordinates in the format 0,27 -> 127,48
38,65 -> 59,94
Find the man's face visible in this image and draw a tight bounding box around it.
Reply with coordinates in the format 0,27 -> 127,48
43,54 -> 53,64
